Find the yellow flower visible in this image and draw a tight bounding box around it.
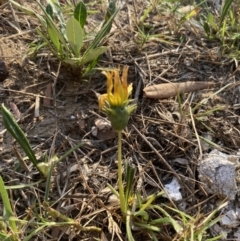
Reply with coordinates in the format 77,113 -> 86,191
98,66 -> 132,109
98,66 -> 136,131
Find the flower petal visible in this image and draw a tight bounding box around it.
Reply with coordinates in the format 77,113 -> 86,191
102,71 -> 113,96
128,83 -> 133,96
98,93 -> 108,109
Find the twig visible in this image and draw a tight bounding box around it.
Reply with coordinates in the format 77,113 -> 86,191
189,106 -> 202,161
8,1 -> 21,32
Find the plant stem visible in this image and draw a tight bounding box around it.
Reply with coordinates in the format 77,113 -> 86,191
117,130 -> 126,215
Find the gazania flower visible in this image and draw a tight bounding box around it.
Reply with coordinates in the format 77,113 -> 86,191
98,66 -> 136,131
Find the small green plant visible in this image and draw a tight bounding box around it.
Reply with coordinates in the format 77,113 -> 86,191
98,66 -> 226,240
98,66 -> 181,240
9,0 -> 118,75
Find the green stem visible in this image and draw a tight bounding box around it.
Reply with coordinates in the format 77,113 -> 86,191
117,130 -> 126,215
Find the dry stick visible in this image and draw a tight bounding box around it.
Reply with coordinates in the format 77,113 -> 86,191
162,127 -> 198,147
0,87 -> 58,101
0,16 -> 20,34
134,49 -> 180,61
0,2 -> 8,9
133,64 -> 144,113
12,145 -> 30,172
144,81 -> 215,99
189,106 -> 202,161
49,61 -> 61,159
132,125 -> 193,194
0,29 -> 35,42
144,52 -> 152,83
34,95 -> 40,118
8,1 -> 21,32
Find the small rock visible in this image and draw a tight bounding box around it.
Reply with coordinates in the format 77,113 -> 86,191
233,227 -> 240,240
198,150 -> 238,200
163,177 -> 182,201
91,126 -> 98,137
0,59 -> 9,82
220,209 -> 240,228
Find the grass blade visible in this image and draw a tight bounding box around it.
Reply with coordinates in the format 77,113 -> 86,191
83,7 -> 119,56
47,25 -> 61,51
124,162 -> 135,202
1,104 -> 42,175
0,176 -> 18,234
220,0 -> 234,25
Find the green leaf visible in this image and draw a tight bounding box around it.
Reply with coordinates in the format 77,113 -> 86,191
101,1 -> 116,36
83,56 -> 100,76
81,46 -> 108,64
36,28 -> 63,57
37,1 -> 67,47
220,0 -> 234,25
46,4 -> 54,20
124,162 -> 135,201
47,25 -> 60,51
63,58 -> 81,66
66,17 -> 84,57
203,22 -> 210,36
207,12 -> 217,31
38,156 -> 58,177
133,210 -> 149,222
0,176 -> 17,233
221,19 -> 227,39
153,204 -> 183,233
1,104 -> 42,176
46,0 -> 65,27
104,1 -> 116,22
74,1 -> 87,28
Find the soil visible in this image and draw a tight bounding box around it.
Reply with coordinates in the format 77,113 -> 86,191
1,0 -> 240,240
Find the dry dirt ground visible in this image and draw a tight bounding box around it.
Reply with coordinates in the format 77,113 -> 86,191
1,0 -> 240,240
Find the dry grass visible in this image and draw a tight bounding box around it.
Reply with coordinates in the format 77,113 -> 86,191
0,0 -> 240,240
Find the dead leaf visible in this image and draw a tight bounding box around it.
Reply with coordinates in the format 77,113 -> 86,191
43,83 -> 52,106
95,118 -> 111,130
77,118 -> 86,131
92,118 -> 115,140
34,95 -> 40,118
177,6 -> 201,19
144,81 -> 215,99
10,102 -> 21,119
97,129 -> 117,141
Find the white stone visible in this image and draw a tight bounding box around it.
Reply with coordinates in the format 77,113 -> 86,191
198,150 -> 237,200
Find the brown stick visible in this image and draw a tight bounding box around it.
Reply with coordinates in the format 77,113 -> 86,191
143,81 -> 215,99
